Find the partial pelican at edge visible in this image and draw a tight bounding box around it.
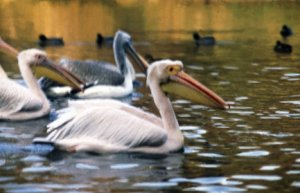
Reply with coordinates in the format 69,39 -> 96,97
0,37 -> 83,121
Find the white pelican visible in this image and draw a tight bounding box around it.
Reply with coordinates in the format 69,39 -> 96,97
41,30 -> 146,99
0,37 -> 83,121
34,59 -> 228,154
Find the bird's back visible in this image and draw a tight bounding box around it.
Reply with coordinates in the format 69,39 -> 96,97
60,59 -> 124,85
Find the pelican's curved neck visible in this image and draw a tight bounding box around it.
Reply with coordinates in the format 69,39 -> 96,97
114,42 -> 135,82
148,75 -> 184,152
149,78 -> 179,132
18,60 -> 50,107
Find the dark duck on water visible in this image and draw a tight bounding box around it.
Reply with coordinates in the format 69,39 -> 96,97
38,34 -> 64,47
274,41 -> 292,54
280,25 -> 293,39
193,32 -> 216,46
96,33 -> 114,47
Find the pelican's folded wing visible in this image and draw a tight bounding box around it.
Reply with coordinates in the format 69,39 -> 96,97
0,65 -> 7,78
60,59 -> 124,85
43,100 -> 167,153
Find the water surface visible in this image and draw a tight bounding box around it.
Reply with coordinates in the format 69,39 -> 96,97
0,0 -> 300,192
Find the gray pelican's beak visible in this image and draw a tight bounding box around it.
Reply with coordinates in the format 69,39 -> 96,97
161,70 -> 229,109
124,41 -> 149,74
32,59 -> 84,92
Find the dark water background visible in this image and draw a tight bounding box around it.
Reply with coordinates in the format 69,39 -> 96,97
1,0 -> 300,192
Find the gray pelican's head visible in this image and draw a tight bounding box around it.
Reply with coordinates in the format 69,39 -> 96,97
147,59 -> 229,109
17,49 -> 83,91
113,30 -> 148,76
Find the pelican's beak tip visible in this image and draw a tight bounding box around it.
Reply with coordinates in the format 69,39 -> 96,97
223,101 -> 233,110
80,85 -> 84,91
224,103 -> 230,110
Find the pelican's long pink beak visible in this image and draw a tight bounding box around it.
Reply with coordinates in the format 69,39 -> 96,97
161,71 -> 229,109
0,37 -> 19,57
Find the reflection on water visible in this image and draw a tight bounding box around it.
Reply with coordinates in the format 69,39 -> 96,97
1,0 -> 300,192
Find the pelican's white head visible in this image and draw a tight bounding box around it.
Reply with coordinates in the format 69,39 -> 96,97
17,48 -> 83,91
147,59 -> 183,86
18,49 -> 47,67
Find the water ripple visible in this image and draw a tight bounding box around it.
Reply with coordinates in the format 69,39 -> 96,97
198,153 -> 225,158
169,176 -> 228,184
282,73 -> 300,81
0,177 -> 14,183
238,146 -> 260,150
260,165 -> 280,171
263,141 -> 286,146
235,96 -> 248,101
212,122 -> 229,129
22,165 -> 56,173
286,170 -> 300,175
197,164 -> 221,168
263,67 -> 289,71
291,181 -> 300,187
184,185 -> 246,192
232,175 -> 282,181
1,183 -> 91,193
184,146 -> 202,154
281,148 -> 296,152
0,159 -> 5,166
227,110 -> 255,116
281,101 -> 300,106
0,126 -> 15,132
246,184 -> 267,190
110,163 -> 139,169
21,155 -> 47,163
237,150 -> 269,157
76,163 -> 100,170
247,80 -> 260,84
230,130 -> 293,138
133,182 -> 177,188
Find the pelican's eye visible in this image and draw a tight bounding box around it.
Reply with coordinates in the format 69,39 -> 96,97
35,54 -> 46,64
167,65 -> 181,75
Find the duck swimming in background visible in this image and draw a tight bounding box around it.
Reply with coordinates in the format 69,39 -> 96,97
0,37 -> 83,121
96,33 -> 114,47
38,34 -> 64,47
193,32 -> 216,46
34,59 -> 228,154
274,40 -> 292,54
41,30 -> 147,99
280,25 -> 293,39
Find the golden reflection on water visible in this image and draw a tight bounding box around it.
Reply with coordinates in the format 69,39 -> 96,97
0,0 -> 299,42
